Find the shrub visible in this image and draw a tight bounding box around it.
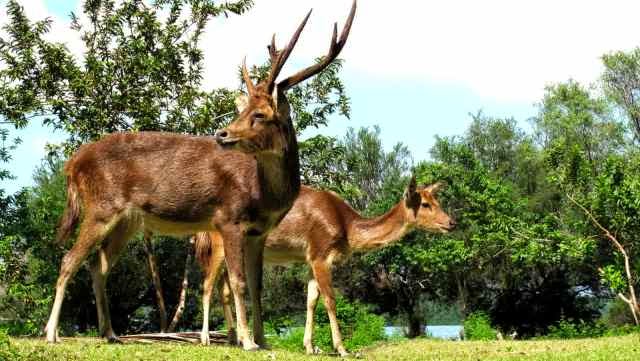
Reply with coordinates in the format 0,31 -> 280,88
543,318 -> 640,339
272,296 -> 385,353
344,311 -> 386,350
544,318 -> 603,339
269,327 -> 305,351
463,312 -> 497,340
315,295 -> 385,351
603,324 -> 640,337
0,328 -> 20,360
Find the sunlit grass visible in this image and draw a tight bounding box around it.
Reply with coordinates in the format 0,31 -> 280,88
7,334 -> 640,360
366,334 -> 640,361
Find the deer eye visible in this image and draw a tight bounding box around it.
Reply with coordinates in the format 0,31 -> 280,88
421,203 -> 431,209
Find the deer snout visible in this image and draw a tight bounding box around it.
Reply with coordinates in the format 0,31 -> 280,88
215,129 -> 236,145
447,218 -> 457,230
215,129 -> 228,140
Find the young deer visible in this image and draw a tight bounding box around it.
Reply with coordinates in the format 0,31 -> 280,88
196,177 -> 455,356
46,1 -> 356,350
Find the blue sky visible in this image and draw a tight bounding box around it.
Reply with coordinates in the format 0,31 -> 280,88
3,0 -> 639,194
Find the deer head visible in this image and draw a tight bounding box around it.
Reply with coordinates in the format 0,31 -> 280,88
214,0 -> 356,154
404,176 -> 456,233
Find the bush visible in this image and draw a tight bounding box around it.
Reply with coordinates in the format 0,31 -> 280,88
0,328 -> 20,360
270,327 -> 305,351
602,324 -> 640,337
463,312 -> 497,340
544,318 -> 604,339
543,318 -> 640,339
272,296 -> 385,353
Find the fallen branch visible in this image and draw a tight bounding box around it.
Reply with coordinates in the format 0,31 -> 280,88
120,331 -> 228,344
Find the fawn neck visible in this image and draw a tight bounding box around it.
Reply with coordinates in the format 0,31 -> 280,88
348,201 -> 413,252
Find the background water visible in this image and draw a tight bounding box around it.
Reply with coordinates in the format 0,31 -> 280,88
384,325 -> 463,340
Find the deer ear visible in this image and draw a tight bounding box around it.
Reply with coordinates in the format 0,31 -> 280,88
272,85 -> 279,113
235,94 -> 249,113
426,182 -> 445,194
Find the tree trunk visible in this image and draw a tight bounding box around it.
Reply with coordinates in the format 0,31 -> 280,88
620,252 -> 640,326
406,312 -> 424,338
167,238 -> 194,333
617,293 -> 640,326
143,232 -> 168,333
456,273 -> 468,317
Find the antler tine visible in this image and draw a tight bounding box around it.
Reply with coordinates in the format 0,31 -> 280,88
331,22 -> 338,49
265,9 -> 313,92
241,57 -> 255,95
268,34 -> 278,60
277,0 -> 357,91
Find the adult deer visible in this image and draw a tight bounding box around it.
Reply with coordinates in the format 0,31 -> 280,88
45,1 -> 356,350
196,178 -> 455,356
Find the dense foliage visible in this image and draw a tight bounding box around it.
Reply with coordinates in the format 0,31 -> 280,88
1,0 -> 640,353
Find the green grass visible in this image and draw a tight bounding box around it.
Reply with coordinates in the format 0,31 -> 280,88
6,334 -> 640,360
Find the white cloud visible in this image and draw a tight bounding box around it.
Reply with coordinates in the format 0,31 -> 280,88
4,0 -> 640,103
201,0 -> 640,102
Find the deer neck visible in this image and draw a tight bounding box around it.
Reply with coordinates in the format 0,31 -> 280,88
255,121 -> 300,208
348,201 -> 413,252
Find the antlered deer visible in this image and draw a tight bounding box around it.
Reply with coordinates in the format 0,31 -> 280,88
195,178 -> 455,356
46,1 -> 356,350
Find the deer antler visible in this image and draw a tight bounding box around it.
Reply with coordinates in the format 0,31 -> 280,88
241,57 -> 255,95
276,0 -> 356,91
264,10 -> 313,92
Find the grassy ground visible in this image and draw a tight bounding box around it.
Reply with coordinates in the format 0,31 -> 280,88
6,334 -> 640,360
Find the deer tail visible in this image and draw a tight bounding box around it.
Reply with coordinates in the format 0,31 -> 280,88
56,175 -> 81,244
194,232 -> 213,268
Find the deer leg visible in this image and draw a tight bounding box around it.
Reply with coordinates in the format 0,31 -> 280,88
89,219 -> 137,343
45,216 -> 110,343
303,278 -> 320,355
219,270 -> 237,344
245,237 -> 266,348
311,260 -> 348,357
201,240 -> 226,345
219,224 -> 258,351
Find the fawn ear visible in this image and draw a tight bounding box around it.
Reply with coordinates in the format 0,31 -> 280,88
404,175 -> 419,208
235,94 -> 249,113
425,182 -> 445,194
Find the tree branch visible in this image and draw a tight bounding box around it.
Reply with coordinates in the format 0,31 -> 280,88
568,193 -> 639,325
167,237 -> 194,332
566,194 -> 626,255
143,232 -> 168,333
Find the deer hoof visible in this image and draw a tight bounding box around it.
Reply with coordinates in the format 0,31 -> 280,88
45,326 -> 60,343
107,335 -> 122,344
242,341 -> 260,351
337,347 -> 350,358
227,329 -> 238,345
